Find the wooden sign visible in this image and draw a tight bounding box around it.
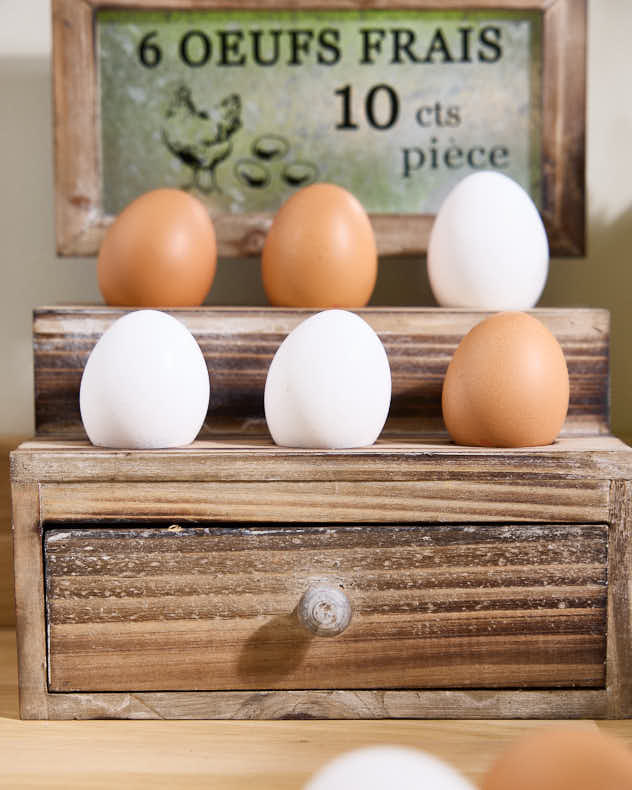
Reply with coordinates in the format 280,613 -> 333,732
53,0 -> 586,258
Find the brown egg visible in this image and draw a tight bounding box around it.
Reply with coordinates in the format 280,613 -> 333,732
98,189 -> 216,306
262,183 -> 377,307
442,312 -> 569,447
483,728 -> 632,790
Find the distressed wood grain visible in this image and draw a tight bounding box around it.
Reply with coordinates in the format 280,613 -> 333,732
38,478 -> 611,523
0,627 -> 611,721
43,688 -> 608,721
45,523 -> 607,693
11,435 -> 632,486
0,629 -> 18,719
607,480 -> 632,717
0,437 -> 24,627
11,484 -> 48,720
540,0 -> 586,254
52,0 -> 99,255
83,0 -> 559,8
32,307 -> 609,438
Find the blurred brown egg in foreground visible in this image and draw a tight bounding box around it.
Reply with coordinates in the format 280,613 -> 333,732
262,183 -> 377,308
482,728 -> 632,790
98,189 -> 217,307
442,312 -> 569,447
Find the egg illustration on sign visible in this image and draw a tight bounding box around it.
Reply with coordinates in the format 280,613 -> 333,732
264,310 -> 391,449
80,310 -> 210,449
427,171 -> 549,309
304,746 -> 475,790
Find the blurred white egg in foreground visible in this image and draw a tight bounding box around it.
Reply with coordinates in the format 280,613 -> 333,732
427,171 -> 549,309
80,310 -> 209,449
304,746 -> 475,790
264,310 -> 391,448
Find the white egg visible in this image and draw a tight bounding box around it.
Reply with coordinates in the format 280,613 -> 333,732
80,310 -> 209,449
304,746 -> 475,790
427,171 -> 549,309
264,310 -> 391,449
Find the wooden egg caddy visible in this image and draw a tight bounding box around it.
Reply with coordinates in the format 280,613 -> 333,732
10,305 -> 632,720
14,0 -> 617,722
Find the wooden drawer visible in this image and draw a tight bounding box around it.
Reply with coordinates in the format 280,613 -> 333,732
45,523 -> 608,693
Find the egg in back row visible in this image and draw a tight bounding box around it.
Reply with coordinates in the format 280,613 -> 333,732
97,172 -> 548,311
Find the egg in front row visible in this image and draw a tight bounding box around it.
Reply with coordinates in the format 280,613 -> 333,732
79,310 -> 569,451
442,312 -> 569,448
80,310 -> 209,449
264,310 -> 392,449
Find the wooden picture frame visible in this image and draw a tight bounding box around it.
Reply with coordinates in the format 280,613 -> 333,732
52,0 -> 586,258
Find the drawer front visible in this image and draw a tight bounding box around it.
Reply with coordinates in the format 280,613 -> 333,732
44,523 -> 608,692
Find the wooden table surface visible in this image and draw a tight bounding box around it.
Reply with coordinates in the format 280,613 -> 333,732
0,630 -> 629,788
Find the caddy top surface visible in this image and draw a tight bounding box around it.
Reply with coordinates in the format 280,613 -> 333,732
12,434 -> 632,485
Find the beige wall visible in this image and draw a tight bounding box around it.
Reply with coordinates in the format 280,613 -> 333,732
1,0 -> 631,437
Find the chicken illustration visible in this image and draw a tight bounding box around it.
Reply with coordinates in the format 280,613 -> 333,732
161,85 -> 242,193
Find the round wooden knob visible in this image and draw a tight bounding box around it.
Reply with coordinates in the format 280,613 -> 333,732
297,585 -> 352,637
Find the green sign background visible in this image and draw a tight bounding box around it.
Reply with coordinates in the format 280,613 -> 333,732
98,9 -> 541,216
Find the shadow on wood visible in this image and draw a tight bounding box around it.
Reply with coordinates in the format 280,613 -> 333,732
237,612 -> 313,685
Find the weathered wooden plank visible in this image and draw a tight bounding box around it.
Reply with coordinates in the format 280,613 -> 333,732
38,479 -> 611,523
0,437 -> 24,626
49,624 -> 606,692
45,523 -> 607,692
52,0 -> 99,255
32,307 -> 609,438
0,627 -> 612,724
11,484 -> 48,720
42,688 -> 607,721
83,0 -> 558,9
540,0 -> 586,254
0,629 -> 19,719
11,435 -> 632,485
607,480 -> 632,717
